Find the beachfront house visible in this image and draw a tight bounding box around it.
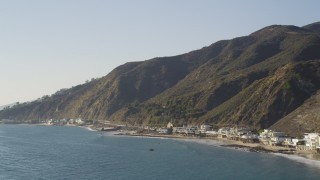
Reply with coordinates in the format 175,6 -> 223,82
47,119 -> 53,125
233,128 -> 254,140
68,119 -> 75,125
269,131 -> 287,145
218,127 -> 230,138
157,128 -> 169,134
282,137 -> 294,147
259,129 -> 287,145
184,127 -> 197,135
59,119 -> 67,125
46,119 -> 62,125
259,130 -> 270,144
199,124 -> 212,133
304,133 -> 320,150
291,138 -> 305,146
173,127 -> 186,134
226,128 -> 237,139
281,137 -> 307,150
206,130 -> 218,137
240,134 -> 259,143
236,128 -> 252,136
75,118 -> 85,125
259,129 -> 272,139
317,136 -> 320,153
270,136 -> 287,145
148,127 -> 157,131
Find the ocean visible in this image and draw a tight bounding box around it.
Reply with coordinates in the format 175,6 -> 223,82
1,124 -> 320,180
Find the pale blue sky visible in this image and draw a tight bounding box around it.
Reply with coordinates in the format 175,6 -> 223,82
0,0 -> 319,106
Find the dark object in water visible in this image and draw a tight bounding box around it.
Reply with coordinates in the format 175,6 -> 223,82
149,148 -> 154,151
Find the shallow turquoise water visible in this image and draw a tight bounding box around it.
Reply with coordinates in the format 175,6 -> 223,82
1,124 -> 320,180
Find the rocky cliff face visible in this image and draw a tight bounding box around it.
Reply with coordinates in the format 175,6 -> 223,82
1,22 -> 320,135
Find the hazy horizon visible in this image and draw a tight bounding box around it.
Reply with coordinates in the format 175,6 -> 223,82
1,0 -> 319,106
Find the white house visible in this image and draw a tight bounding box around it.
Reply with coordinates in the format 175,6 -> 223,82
282,138 -> 293,146
218,127 -> 230,138
75,118 -> 85,125
157,128 -> 169,134
259,129 -> 272,140
240,133 -> 259,143
270,136 -> 287,145
173,127 -> 186,133
236,128 -> 252,136
59,119 -> 67,125
206,130 -> 218,136
317,136 -> 320,153
200,124 -> 212,133
47,119 -> 53,125
304,133 -> 320,150
226,128 -> 237,138
269,131 -> 287,145
291,138 -> 305,146
259,129 -> 286,145
184,127 -> 197,135
68,119 -> 75,125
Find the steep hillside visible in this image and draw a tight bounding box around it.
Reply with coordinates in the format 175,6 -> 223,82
271,89 -> 320,137
1,22 -> 320,132
200,61 -> 320,128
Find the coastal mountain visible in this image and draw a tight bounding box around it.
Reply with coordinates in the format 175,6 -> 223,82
0,103 -> 15,111
1,22 -> 320,135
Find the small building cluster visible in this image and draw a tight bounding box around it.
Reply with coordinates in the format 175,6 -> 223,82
46,118 -> 92,126
258,130 -> 320,152
155,122 -> 259,141
154,122 -> 320,153
155,123 -> 217,137
217,127 -> 259,143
